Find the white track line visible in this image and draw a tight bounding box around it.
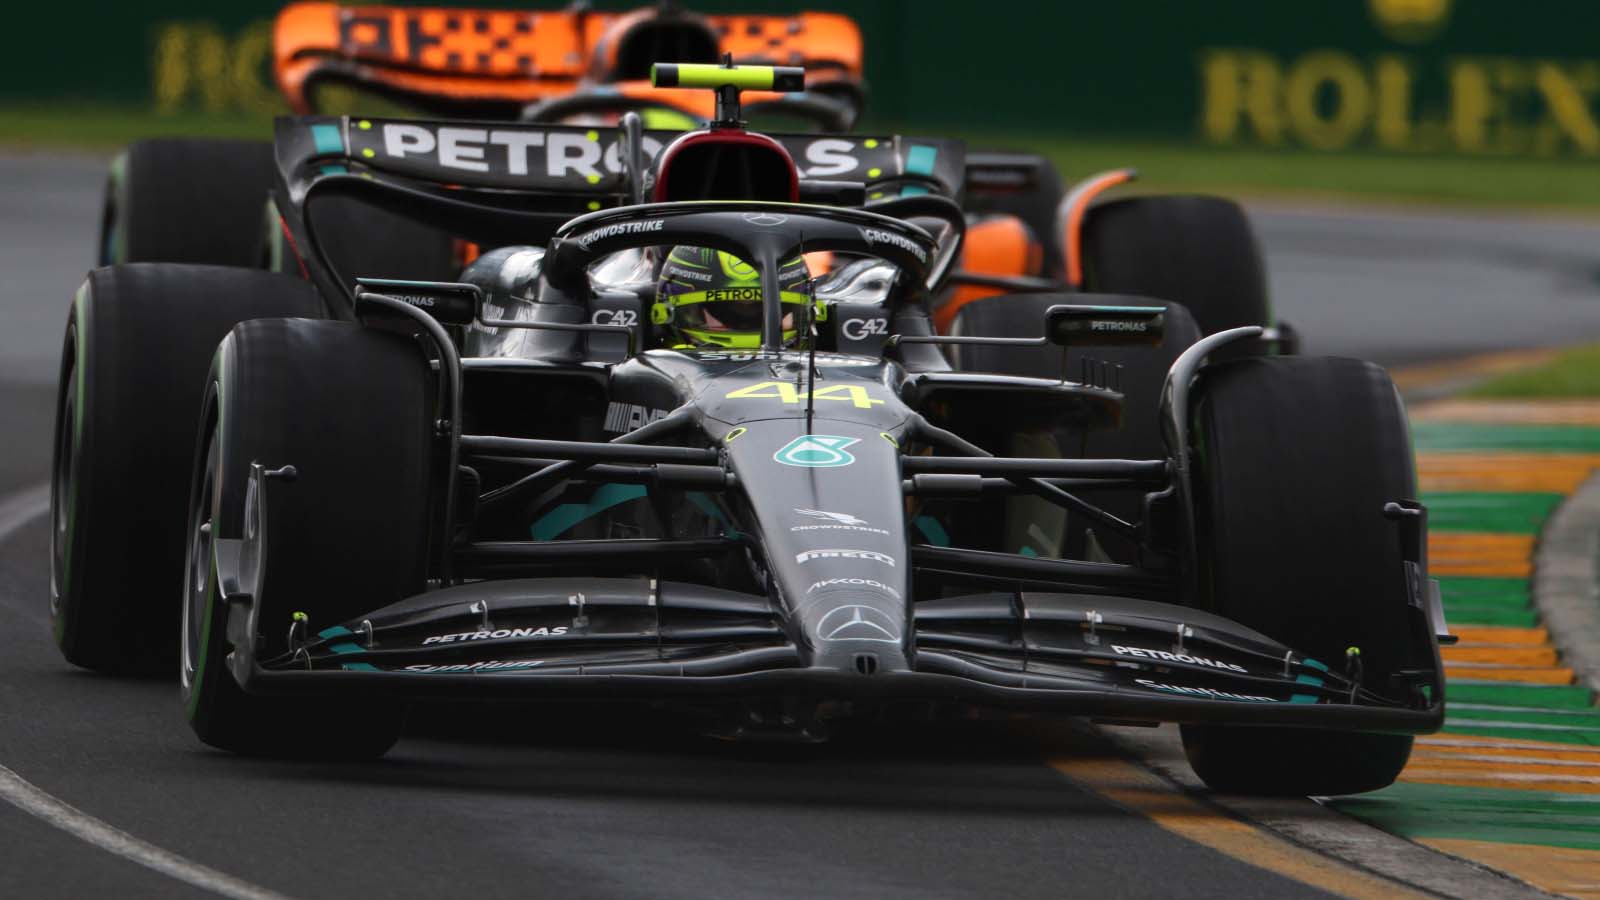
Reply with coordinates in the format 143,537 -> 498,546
0,485 -> 294,900
0,764 -> 293,900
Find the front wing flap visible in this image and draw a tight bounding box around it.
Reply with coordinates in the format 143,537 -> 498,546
225,562 -> 1442,732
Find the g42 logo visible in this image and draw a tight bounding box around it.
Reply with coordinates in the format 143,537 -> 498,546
841,318 -> 888,341
725,381 -> 884,409
592,309 -> 639,327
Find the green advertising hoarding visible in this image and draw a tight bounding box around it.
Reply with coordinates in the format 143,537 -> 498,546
5,0 -> 1598,157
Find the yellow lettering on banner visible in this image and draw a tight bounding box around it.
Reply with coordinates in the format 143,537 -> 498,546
724,382 -> 883,409
152,19 -> 281,115
230,21 -> 280,116
1284,52 -> 1370,150
1374,55 -> 1418,150
1200,47 -> 1600,158
1451,59 -> 1537,154
1199,49 -> 1284,145
1449,59 -> 1492,151
1533,62 -> 1600,155
154,23 -> 228,113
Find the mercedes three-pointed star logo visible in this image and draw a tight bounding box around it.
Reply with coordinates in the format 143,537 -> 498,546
816,604 -> 901,643
742,212 -> 788,227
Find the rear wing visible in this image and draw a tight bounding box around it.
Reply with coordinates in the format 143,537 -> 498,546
277,116 -> 965,202
273,115 -> 965,303
273,3 -> 864,118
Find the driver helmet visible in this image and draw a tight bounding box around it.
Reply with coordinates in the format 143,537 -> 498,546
653,246 -> 810,348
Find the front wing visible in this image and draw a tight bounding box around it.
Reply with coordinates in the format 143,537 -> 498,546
219,555 -> 1444,732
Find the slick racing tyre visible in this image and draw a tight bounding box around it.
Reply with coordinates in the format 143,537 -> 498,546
183,319 -> 430,757
946,292 -> 1201,560
100,139 -> 275,267
1079,196 -> 1270,342
1181,356 -> 1419,795
51,265 -> 324,672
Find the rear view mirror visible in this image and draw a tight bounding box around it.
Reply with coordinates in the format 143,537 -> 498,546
1046,304 -> 1165,347
355,278 -> 481,326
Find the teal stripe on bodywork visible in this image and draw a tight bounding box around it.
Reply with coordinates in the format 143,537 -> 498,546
914,516 -> 950,547
905,145 -> 937,175
310,123 -> 344,155
328,642 -> 364,655
341,662 -> 380,671
687,491 -> 727,525
532,483 -> 648,541
318,625 -> 353,639
319,164 -> 348,176
900,185 -> 929,196
1290,671 -> 1324,703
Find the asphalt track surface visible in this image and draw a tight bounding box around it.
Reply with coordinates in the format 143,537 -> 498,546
1,151 -> 1597,899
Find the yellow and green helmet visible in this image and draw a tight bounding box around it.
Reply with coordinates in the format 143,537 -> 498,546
653,246 -> 810,348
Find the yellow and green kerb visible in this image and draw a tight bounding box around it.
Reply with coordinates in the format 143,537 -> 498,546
1330,400 -> 1600,899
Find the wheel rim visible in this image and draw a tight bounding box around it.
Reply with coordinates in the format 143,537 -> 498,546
181,422 -> 218,691
49,325 -> 77,621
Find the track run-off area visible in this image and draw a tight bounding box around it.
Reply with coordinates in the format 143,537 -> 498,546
5,151 -> 1600,898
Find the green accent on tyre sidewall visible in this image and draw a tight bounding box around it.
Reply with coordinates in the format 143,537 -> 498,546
186,366 -> 227,721
185,566 -> 218,720
53,284 -> 91,645
263,199 -> 285,274
105,152 -> 127,265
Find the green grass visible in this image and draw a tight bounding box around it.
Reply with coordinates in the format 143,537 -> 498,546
8,104 -> 1600,212
1468,344 -> 1600,397
0,105 -> 281,150
1001,135 -> 1600,212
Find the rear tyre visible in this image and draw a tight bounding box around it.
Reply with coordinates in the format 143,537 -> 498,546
1080,196 -> 1270,339
50,265 -> 323,673
100,139 -> 275,267
182,318 -> 431,757
1181,356 -> 1420,795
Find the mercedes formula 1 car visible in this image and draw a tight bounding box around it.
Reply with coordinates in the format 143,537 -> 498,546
52,64 -> 1446,795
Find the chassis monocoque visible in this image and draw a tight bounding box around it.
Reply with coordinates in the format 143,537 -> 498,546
53,67 -> 1446,795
